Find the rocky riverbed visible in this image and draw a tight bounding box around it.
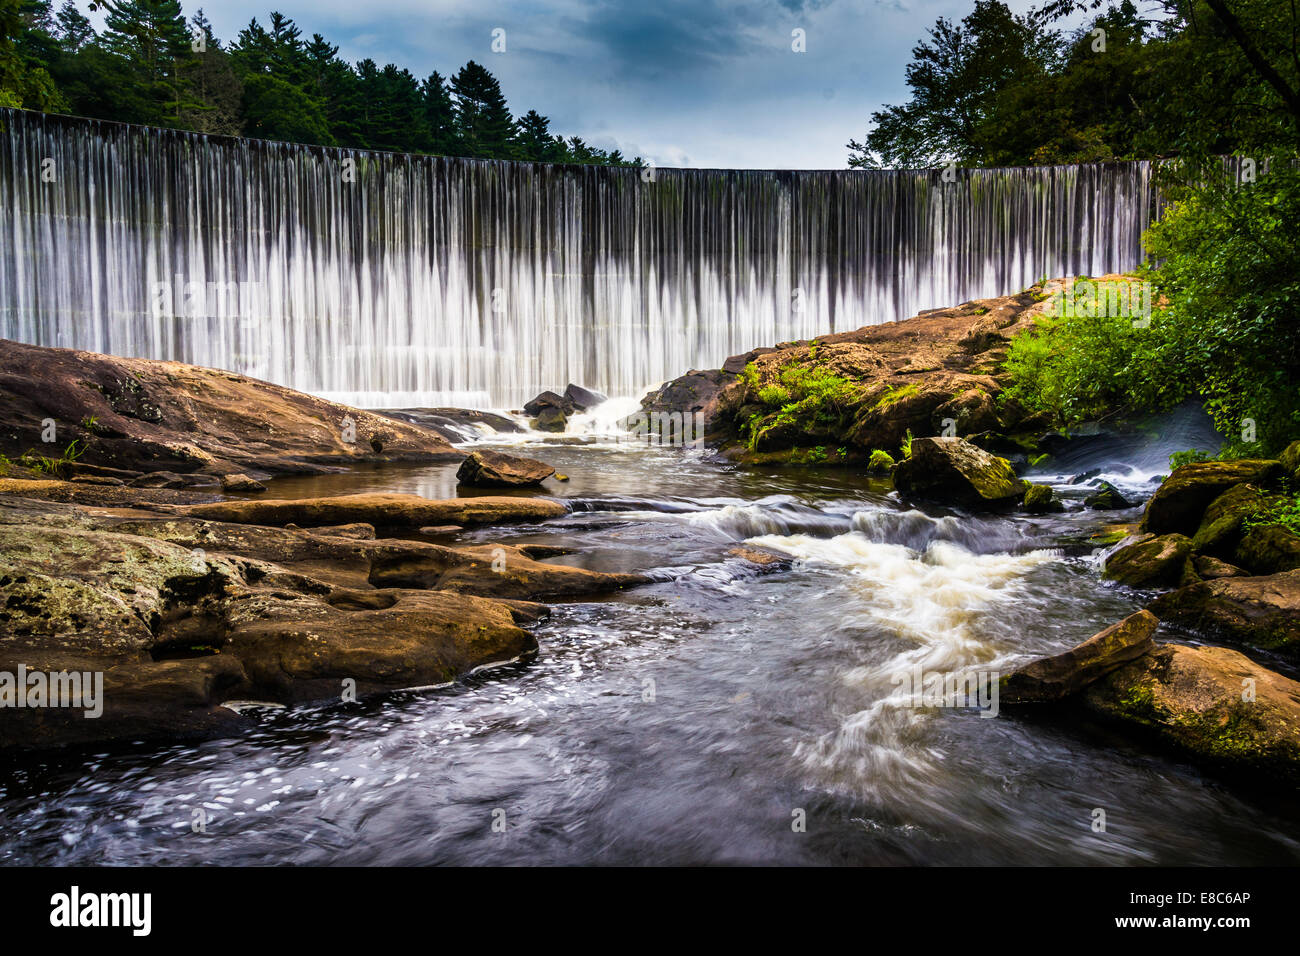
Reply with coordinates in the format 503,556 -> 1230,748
2,281 -> 1299,865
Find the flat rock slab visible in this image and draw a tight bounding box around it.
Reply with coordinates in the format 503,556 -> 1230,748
1001,610 -> 1159,703
178,492 -> 567,528
0,494 -> 644,751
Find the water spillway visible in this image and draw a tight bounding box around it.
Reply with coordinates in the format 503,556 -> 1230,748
0,108 -> 1160,408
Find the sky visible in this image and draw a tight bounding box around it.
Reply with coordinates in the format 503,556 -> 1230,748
80,0 -> 1061,169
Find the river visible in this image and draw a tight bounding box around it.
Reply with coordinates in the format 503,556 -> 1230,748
2,411 -> 1298,865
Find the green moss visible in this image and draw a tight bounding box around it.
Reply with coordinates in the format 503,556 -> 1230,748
1116,681 -> 1168,724
867,449 -> 896,473
874,382 -> 920,409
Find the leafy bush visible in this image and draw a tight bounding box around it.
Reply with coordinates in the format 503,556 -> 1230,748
1001,162 -> 1300,457
1168,448 -> 1213,470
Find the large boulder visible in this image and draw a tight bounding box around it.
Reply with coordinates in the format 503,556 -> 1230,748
0,339 -> 459,476
523,390 -> 573,417
1234,525 -> 1300,575
532,406 -> 568,433
1082,644 -> 1300,785
1103,533 -> 1194,588
1141,459 -> 1282,536
892,437 -> 1027,508
1190,483 -> 1278,554
563,383 -> 607,411
456,449 -> 555,487
639,368 -> 744,443
1000,610 -> 1159,703
1149,568 -> 1300,659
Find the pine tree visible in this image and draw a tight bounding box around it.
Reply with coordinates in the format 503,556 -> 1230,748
99,0 -> 195,126
421,70 -> 459,155
451,60 -> 515,158
179,8 -> 241,135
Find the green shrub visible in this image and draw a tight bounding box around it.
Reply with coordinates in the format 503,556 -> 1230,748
868,449 -> 896,472
1168,448 -> 1213,470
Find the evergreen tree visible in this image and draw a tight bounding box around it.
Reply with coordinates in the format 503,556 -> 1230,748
99,0 -> 195,126
451,60 -> 515,158
421,70 -> 459,155
179,9 -> 241,135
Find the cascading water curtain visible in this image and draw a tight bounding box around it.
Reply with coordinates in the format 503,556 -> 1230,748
0,108 -> 1161,408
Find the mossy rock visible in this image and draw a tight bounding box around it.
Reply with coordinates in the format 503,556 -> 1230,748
1083,644 -> 1300,785
1149,568 -> 1300,659
1190,483 -> 1280,554
866,449 -> 895,473
1103,532 -> 1193,588
1235,525 -> 1300,575
892,437 -> 1027,509
1141,459 -> 1283,536
1022,483 -> 1063,513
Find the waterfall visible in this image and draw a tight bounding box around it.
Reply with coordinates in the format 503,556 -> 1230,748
0,108 -> 1160,409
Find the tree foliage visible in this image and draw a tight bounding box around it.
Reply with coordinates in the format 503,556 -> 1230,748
1,1 -> 639,165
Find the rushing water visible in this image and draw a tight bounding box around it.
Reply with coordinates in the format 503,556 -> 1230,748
0,108 -> 1161,408
2,424 -> 1298,866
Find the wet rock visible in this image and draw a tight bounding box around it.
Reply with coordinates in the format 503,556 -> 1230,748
1103,533 -> 1194,588
220,473 -> 266,493
1234,525 -> 1300,575
0,494 -> 646,750
563,383 -> 607,411
1192,554 -> 1248,579
1068,468 -> 1103,485
223,588 -> 537,703
1189,483 -> 1273,555
382,408 -> 523,442
0,657 -> 250,753
1149,569 -> 1300,659
179,493 -> 567,529
1000,610 -> 1158,703
129,470 -> 197,489
418,525 -> 463,536
1082,644 -> 1300,785
1022,483 -> 1063,513
523,390 -> 573,417
533,407 -> 568,433
70,475 -> 125,486
1084,481 -> 1132,510
456,449 -> 555,487
639,369 -> 745,443
1141,459 -> 1282,536
892,437 -> 1027,508
728,546 -> 791,568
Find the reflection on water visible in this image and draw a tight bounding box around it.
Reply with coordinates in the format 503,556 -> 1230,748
2,434 -> 1298,866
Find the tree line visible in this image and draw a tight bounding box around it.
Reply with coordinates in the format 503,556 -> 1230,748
0,0 -> 641,166
849,0 -> 1298,168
